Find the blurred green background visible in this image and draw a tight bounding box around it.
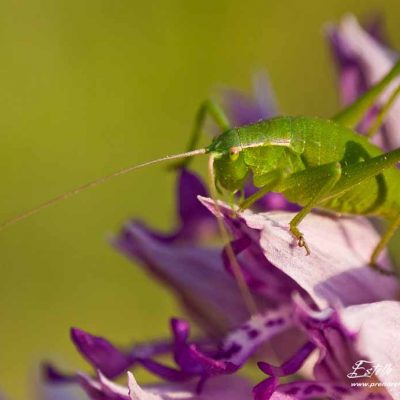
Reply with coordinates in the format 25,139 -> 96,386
1,0 -> 400,398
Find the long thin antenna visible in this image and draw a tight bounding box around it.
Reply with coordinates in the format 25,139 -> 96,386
0,148 -> 207,232
207,155 -> 258,316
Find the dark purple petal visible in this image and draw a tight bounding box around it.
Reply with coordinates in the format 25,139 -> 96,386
177,169 -> 216,237
136,357 -> 195,382
46,333 -> 174,383
253,377 -> 280,400
257,341 -> 316,377
71,328 -> 133,379
43,363 -> 78,384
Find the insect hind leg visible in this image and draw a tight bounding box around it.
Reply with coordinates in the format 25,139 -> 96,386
367,84 -> 400,139
369,215 -> 400,276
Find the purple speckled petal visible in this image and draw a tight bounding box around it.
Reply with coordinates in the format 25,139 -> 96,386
254,378 -> 392,400
328,15 -> 400,150
160,307 -> 294,381
199,197 -> 397,309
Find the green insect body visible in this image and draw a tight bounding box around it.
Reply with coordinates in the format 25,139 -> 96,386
187,59 -> 400,272
3,59 -> 400,276
209,116 -> 400,220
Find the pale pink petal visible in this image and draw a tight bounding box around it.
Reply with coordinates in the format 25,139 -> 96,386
199,197 -> 398,309
342,301 -> 400,400
79,370 -> 253,400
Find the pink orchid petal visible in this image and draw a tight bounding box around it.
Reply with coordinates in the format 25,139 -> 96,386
342,301 -> 400,400
79,370 -> 253,400
199,197 -> 398,310
283,298 -> 399,399
129,372 -> 254,400
114,221 -> 252,336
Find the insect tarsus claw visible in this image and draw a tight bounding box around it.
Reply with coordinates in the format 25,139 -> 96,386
298,236 -> 311,256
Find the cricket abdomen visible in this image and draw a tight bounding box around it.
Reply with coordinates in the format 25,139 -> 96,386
236,116 -> 400,219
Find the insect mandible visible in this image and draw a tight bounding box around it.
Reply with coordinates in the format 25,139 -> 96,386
3,59 -> 400,279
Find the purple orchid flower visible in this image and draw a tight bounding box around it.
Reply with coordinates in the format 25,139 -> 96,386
44,14 -> 400,400
328,14 -> 400,151
45,195 -> 399,399
255,297 -> 400,400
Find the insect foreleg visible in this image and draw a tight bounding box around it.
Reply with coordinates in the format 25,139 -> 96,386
287,162 -> 342,255
333,60 -> 400,129
239,170 -> 285,211
173,100 -> 230,169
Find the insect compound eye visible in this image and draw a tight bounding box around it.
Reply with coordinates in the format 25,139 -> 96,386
229,146 -> 241,161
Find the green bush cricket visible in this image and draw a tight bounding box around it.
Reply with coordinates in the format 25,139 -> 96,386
3,59 -> 400,282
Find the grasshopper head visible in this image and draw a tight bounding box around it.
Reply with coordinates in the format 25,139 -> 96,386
207,129 -> 249,192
